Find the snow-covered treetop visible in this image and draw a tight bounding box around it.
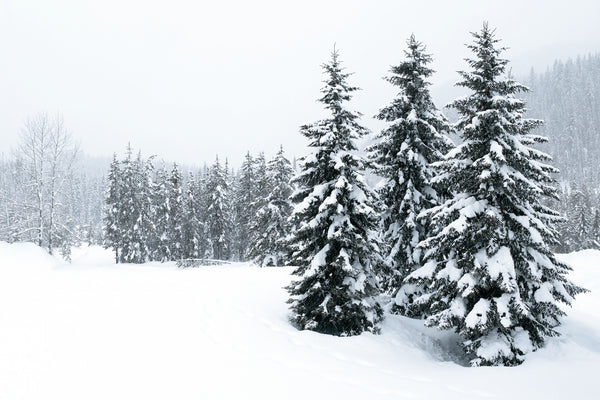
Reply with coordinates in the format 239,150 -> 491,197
384,34 -> 435,112
442,23 -> 554,202
450,23 -> 538,141
301,49 -> 368,154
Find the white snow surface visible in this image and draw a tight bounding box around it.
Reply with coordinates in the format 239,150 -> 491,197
0,242 -> 598,399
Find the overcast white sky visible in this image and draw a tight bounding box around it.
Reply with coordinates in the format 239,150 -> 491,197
1,0 -> 599,167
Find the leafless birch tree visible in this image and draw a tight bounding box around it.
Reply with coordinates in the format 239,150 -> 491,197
14,113 -> 79,254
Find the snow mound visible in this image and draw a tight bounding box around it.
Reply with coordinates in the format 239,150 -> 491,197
0,242 -> 598,399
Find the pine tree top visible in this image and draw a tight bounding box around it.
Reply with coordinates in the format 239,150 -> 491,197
383,34 -> 435,110
300,49 -> 368,152
442,23 -> 554,202
450,23 -> 535,139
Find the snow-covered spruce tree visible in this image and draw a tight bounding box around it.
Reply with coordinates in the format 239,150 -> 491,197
552,187 -> 572,253
168,163 -> 184,260
247,146 -> 294,266
286,49 -> 383,336
131,152 -> 155,263
205,156 -> 232,260
116,146 -> 138,262
252,152 -> 271,212
223,159 -> 235,260
196,167 -> 214,258
368,34 -> 454,299
404,24 -> 587,366
116,149 -> 155,264
566,183 -> 597,250
152,165 -> 171,261
103,154 -> 123,263
592,208 -> 600,249
232,152 -> 255,261
181,172 -> 205,259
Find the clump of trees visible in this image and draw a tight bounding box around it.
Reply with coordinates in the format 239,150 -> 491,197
0,113 -> 104,259
103,145 -> 294,264
285,24 -> 586,366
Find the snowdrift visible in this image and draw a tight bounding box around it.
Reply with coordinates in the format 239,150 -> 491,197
0,242 -> 598,399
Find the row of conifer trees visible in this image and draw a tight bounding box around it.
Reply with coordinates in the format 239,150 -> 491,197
103,146 -> 294,265
553,182 -> 600,252
285,24 -> 586,367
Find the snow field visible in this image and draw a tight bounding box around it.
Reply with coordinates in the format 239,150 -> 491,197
0,242 -> 598,399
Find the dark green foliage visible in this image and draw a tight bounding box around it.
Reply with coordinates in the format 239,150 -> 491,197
104,154 -> 123,263
402,24 -> 586,366
286,49 -> 383,336
368,35 -> 454,298
181,172 -> 206,259
247,146 -> 294,266
232,152 -> 255,261
205,157 -> 233,260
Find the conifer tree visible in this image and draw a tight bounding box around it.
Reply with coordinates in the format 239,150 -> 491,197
205,156 -> 232,260
129,152 -> 154,263
247,146 -> 294,266
181,172 -> 205,259
368,35 -> 454,298
553,187 -> 572,253
118,146 -> 137,262
252,152 -> 270,209
168,163 -> 184,259
196,167 -> 213,258
566,183 -> 597,250
404,24 -> 586,366
223,159 -> 234,260
233,152 -> 255,261
592,208 -> 600,249
104,153 -> 122,263
286,49 -> 383,336
152,165 -> 171,261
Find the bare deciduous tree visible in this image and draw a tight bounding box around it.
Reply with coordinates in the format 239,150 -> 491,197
15,113 -> 79,254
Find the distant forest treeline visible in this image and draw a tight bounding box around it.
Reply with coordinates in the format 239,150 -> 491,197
526,53 -> 600,186
525,53 -> 600,252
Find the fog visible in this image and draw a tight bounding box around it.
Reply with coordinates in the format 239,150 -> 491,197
1,0 -> 599,165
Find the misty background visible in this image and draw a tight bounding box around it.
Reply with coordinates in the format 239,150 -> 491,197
2,0 -> 599,166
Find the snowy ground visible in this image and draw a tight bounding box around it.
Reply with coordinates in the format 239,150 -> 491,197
0,242 -> 598,399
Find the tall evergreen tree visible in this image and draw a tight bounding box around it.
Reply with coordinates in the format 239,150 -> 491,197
247,146 -> 294,266
196,167 -> 213,258
181,172 -> 205,259
566,183 -> 597,250
103,154 -> 122,263
223,159 -> 234,260
403,24 -> 586,366
205,156 -> 232,260
252,152 -> 270,209
152,165 -> 171,261
233,152 -> 255,261
592,208 -> 600,249
368,35 -> 454,299
286,49 -> 383,336
118,146 -> 138,263
552,186 -> 573,253
130,152 -> 155,263
168,163 -> 184,260
113,148 -> 155,264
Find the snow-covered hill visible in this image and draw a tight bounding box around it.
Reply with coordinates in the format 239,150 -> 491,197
0,242 -> 598,399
